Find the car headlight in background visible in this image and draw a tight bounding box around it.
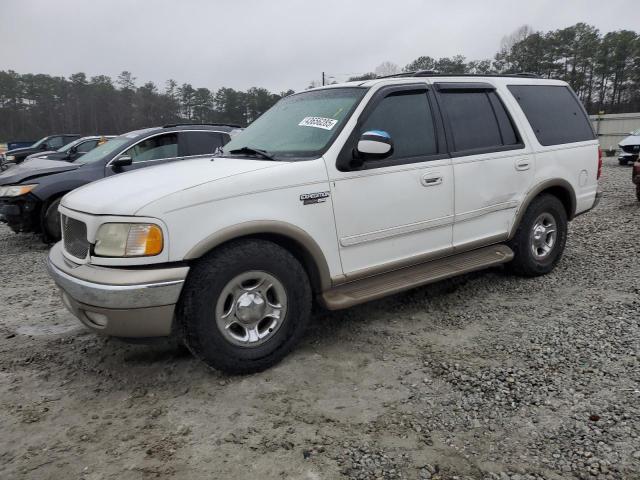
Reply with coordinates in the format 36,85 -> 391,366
94,223 -> 164,257
0,184 -> 37,197
6,155 -> 15,161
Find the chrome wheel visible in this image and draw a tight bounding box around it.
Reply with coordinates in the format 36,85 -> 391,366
215,271 -> 287,348
530,212 -> 557,260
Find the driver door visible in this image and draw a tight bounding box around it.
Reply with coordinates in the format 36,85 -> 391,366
328,84 -> 454,277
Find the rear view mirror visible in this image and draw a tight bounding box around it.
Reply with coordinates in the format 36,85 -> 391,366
111,155 -> 132,169
357,130 -> 393,159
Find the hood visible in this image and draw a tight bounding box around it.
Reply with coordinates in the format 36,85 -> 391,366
6,146 -> 36,156
619,134 -> 640,147
0,158 -> 80,185
25,150 -> 57,160
62,156 -> 285,215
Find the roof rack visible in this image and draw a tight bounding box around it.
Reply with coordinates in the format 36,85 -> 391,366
162,122 -> 243,129
374,71 -> 540,80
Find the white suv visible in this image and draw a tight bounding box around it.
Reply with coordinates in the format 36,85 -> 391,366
47,74 -> 602,373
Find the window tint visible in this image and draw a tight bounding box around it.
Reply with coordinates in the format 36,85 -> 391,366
181,131 -> 224,156
360,91 -> 437,160
77,140 -> 98,153
440,91 -> 506,152
124,133 -> 178,162
507,85 -> 595,146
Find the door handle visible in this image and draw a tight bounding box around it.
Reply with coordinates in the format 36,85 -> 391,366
421,174 -> 443,187
515,159 -> 531,171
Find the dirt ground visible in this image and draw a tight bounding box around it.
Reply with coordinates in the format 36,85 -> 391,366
0,158 -> 638,480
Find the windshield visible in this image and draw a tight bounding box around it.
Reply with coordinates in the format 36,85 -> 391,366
57,138 -> 84,153
222,87 -> 366,160
30,136 -> 49,148
74,137 -> 129,164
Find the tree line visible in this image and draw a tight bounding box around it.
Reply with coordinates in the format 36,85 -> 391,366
350,23 -> 640,115
1,22 -> 638,141
0,70 -> 293,140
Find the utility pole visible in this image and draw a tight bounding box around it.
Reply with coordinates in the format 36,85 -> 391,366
322,72 -> 325,86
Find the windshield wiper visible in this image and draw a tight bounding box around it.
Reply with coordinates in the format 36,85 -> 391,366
228,146 -> 276,161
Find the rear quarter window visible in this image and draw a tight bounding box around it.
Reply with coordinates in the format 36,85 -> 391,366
507,85 -> 595,146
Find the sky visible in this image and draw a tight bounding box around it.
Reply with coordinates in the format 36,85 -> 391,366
1,0 -> 638,93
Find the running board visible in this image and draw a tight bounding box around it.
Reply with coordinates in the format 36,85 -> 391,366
321,244 -> 514,310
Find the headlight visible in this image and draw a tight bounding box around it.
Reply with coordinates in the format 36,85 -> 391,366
0,184 -> 37,197
94,223 -> 164,257
6,155 -> 15,161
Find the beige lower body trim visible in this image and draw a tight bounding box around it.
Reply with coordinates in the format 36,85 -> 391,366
339,215 -> 454,247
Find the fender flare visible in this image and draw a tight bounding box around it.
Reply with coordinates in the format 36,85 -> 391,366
184,220 -> 333,291
508,179 -> 577,239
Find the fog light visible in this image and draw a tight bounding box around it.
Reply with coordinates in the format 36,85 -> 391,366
84,311 -> 108,328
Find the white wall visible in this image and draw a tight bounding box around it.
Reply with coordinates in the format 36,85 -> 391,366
590,112 -> 640,151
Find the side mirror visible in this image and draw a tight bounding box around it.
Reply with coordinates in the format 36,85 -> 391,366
111,155 -> 132,169
357,130 -> 394,160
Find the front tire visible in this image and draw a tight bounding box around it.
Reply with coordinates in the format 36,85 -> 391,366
507,194 -> 568,277
42,197 -> 62,242
619,159 -> 628,166
177,239 -> 312,374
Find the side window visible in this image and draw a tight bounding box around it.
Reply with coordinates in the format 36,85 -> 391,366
439,90 -> 519,152
77,140 -> 98,153
180,131 -> 224,157
124,133 -> 178,162
47,136 -> 65,149
507,85 -> 595,146
360,91 -> 437,161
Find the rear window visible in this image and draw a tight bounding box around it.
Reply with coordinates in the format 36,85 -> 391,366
507,85 -> 595,146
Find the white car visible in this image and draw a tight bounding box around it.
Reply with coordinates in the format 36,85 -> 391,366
618,129 -> 640,165
47,73 -> 602,373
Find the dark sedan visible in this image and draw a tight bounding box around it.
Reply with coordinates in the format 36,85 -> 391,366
0,124 -> 241,241
3,134 -> 81,165
25,136 -> 115,163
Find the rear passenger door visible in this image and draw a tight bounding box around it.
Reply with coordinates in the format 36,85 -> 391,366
435,82 -> 533,249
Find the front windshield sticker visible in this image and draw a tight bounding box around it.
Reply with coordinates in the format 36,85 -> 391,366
298,116 -> 338,131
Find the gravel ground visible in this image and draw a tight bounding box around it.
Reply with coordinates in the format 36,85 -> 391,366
0,158 -> 638,480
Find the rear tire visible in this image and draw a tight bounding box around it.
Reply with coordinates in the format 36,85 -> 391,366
507,194 -> 568,277
177,239 -> 312,374
42,197 -> 62,242
636,184 -> 640,202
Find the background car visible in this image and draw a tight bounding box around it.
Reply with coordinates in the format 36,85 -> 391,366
0,124 -> 241,241
24,136 -> 115,162
618,128 -> 640,165
4,134 -> 81,165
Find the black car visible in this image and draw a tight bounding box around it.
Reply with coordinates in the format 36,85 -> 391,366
25,136 -> 115,163
4,134 -> 82,165
0,124 -> 240,241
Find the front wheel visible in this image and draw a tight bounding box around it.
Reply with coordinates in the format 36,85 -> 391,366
507,194 -> 568,277
177,239 -> 312,374
619,159 -> 629,166
42,197 -> 62,242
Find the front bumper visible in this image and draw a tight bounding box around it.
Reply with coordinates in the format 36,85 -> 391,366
47,242 -> 189,337
0,194 -> 39,231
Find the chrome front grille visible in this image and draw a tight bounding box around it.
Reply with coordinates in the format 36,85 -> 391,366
62,214 -> 89,259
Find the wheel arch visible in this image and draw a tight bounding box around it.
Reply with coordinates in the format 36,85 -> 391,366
508,179 -> 576,239
183,221 -> 332,293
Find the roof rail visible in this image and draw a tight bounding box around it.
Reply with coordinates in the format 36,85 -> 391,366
162,122 -> 243,129
373,71 -> 541,80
